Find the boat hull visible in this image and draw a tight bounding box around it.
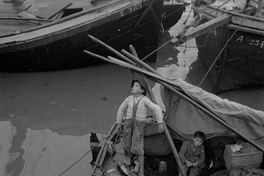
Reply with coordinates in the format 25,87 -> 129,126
195,6 -> 264,93
0,0 -> 164,72
162,1 -> 185,30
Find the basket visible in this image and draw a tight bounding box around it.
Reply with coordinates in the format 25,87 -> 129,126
223,142 -> 263,171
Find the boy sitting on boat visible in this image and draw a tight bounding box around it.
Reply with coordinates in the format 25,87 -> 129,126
116,78 -> 164,176
179,131 -> 206,176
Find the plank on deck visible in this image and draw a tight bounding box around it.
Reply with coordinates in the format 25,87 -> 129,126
35,0 -> 72,19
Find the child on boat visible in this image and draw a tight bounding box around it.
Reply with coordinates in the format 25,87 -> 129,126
116,78 -> 164,176
178,131 -> 206,176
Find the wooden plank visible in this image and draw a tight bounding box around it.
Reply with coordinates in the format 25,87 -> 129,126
35,0 -> 71,19
185,14 -> 230,41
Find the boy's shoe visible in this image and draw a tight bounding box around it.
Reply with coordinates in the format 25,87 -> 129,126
131,165 -> 139,174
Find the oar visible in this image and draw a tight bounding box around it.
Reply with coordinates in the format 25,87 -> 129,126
84,51 -> 264,153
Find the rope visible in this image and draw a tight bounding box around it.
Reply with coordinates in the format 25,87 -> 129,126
197,28 -> 238,87
162,4 -> 186,19
141,0 -> 234,62
57,133 -> 115,176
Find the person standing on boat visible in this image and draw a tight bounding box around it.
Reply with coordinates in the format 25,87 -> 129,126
116,78 -> 164,176
178,131 -> 206,176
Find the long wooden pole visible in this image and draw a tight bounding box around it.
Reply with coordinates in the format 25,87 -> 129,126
128,47 -> 186,176
163,121 -> 186,176
88,35 -> 136,65
86,52 -> 264,153
121,48 -> 182,92
129,46 -> 158,104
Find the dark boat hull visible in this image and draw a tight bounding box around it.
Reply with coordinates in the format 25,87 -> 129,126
0,0 -> 164,72
162,1 -> 185,30
194,6 -> 264,93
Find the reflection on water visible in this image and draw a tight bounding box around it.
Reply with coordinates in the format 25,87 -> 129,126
0,121 -> 104,176
0,64 -> 130,176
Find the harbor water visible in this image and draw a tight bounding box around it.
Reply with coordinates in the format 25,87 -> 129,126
1,5 -> 264,176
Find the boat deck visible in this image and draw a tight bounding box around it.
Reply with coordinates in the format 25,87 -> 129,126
0,0 -> 93,18
0,0 -> 115,36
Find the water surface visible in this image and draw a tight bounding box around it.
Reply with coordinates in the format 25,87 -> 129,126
1,4 -> 264,176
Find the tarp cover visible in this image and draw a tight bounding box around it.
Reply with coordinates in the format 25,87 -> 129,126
161,78 -> 264,147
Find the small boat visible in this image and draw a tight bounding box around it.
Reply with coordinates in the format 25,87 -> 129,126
0,0 -> 184,72
192,0 -> 264,93
162,0 -> 186,30
87,36 -> 264,176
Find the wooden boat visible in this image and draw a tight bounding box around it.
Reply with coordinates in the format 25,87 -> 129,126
193,0 -> 264,93
162,0 -> 186,30
90,63 -> 264,176
0,0 -> 185,72
87,36 -> 264,176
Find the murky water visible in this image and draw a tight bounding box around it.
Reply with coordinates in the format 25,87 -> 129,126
1,4 -> 264,176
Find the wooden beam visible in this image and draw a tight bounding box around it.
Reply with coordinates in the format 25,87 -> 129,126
35,0 -> 72,19
256,0 -> 264,17
185,14 -> 230,41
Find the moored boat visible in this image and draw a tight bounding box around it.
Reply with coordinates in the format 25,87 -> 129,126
162,0 -> 186,30
86,36 -> 264,176
0,0 -> 180,72
193,0 -> 264,93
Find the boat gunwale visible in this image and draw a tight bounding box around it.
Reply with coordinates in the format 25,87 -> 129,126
201,5 -> 264,32
0,0 -> 141,39
0,0 -> 148,52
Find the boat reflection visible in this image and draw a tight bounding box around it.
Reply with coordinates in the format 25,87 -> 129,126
0,121 -> 104,176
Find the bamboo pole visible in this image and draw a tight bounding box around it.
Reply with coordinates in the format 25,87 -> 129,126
121,49 -> 158,74
94,54 -> 264,153
129,45 -> 139,58
121,48 -> 182,92
88,35 -> 136,65
129,46 -> 158,104
83,50 -> 116,64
